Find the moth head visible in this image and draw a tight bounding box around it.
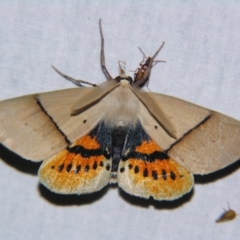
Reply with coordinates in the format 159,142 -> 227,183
115,75 -> 133,85
114,60 -> 135,87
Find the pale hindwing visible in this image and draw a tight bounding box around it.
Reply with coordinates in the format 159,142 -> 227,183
139,92 -> 240,174
0,87 -> 105,161
39,123 -> 112,194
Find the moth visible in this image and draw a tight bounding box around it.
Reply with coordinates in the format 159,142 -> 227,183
0,20 -> 240,201
216,204 -> 237,223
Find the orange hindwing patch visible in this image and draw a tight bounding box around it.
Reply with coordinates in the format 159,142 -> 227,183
117,122 -> 194,200
39,123 -> 112,194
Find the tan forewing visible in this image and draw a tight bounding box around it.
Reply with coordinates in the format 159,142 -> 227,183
132,88 -> 177,138
138,92 -> 210,150
139,92 -> 240,174
0,94 -> 66,161
168,111 -> 240,174
39,87 -> 106,145
71,79 -> 119,115
0,87 -> 105,161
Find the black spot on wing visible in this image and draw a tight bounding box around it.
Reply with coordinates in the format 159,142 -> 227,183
152,171 -> 158,180
143,168 -> 148,177
66,163 -> 72,172
93,161 -> 98,170
106,164 -> 110,171
170,171 -> 176,180
75,165 -> 81,174
58,164 -> 64,172
134,166 -> 139,174
162,169 -> 167,180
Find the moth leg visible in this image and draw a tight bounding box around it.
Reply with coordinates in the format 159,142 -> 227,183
99,19 -> 113,81
51,65 -> 97,87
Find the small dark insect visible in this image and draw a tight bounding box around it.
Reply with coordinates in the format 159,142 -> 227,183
133,46 -> 165,88
216,204 -> 237,223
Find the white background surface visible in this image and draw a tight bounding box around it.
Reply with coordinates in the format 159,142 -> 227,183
0,1 -> 240,240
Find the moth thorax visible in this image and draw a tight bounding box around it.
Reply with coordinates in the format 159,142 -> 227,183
102,80 -> 140,127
